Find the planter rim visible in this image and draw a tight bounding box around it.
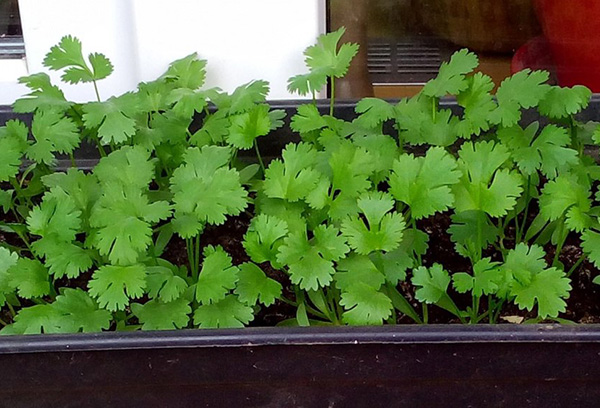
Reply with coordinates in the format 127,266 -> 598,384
1,324 -> 600,355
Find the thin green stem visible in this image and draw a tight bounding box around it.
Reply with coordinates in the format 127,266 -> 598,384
552,220 -> 568,268
69,152 -> 76,168
6,303 -> 15,318
194,235 -> 201,280
566,255 -> 586,278
92,80 -> 102,102
329,76 -> 335,117
254,140 -> 266,174
280,296 -> 329,320
518,176 -> 532,243
422,303 -> 429,324
0,318 -> 7,327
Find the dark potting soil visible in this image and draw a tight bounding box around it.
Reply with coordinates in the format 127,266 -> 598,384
2,205 -> 600,326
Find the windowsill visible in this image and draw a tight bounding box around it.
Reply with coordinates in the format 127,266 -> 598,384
0,57 -> 28,105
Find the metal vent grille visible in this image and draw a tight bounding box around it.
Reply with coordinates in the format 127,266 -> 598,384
368,39 -> 444,85
0,35 -> 25,59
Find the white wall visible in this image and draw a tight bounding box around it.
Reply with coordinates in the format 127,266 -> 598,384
0,0 -> 326,104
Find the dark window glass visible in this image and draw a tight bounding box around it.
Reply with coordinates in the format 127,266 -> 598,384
0,0 -> 24,59
330,1 -> 593,98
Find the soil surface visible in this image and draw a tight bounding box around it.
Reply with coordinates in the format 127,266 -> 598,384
2,206 -> 600,326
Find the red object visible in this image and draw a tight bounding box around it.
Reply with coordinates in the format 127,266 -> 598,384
535,0 -> 600,91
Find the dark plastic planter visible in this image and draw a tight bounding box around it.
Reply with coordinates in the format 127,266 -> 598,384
1,100 -> 600,407
1,325 -> 600,407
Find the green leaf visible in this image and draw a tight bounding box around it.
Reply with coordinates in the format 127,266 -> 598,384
171,146 -> 248,236
0,120 -> 29,181
146,264 -> 188,302
511,267 -> 571,319
166,88 -> 208,119
498,123 -> 579,179
91,186 -> 171,265
389,147 -> 460,219
191,111 -> 230,146
341,192 -> 405,255
27,187 -> 81,241
489,69 -> 551,127
452,258 -> 500,297
582,230 -> 600,269
94,145 -> 155,189
277,225 -> 349,291
88,264 -> 147,311
196,246 -> 239,305
43,35 -> 113,83
263,142 -> 322,202
335,254 -> 385,292
354,98 -> 396,129
131,298 -> 191,330
228,80 -> 270,114
13,73 -> 71,113
448,210 -> 500,259
234,263 -> 282,307
371,247 -> 414,285
227,104 -> 272,149
453,142 -> 523,217
193,295 -> 254,328
539,175 -> 592,232
455,72 -> 496,138
161,53 -> 207,90
500,243 -> 571,318
340,282 -> 392,325
243,214 -> 288,267
32,238 -> 93,279
82,92 -> 138,145
538,85 -> 592,119
1,304 -> 62,335
9,258 -> 51,299
288,27 -> 358,95
412,264 -> 450,304
290,104 -> 328,135
27,110 -> 79,165
53,288 -> 112,332
0,247 -> 18,305
423,49 -> 479,98
329,141 -> 376,197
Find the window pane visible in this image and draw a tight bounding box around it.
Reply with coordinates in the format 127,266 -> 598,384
330,0 -> 593,98
0,0 -> 24,59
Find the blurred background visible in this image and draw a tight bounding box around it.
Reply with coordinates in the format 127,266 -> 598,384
330,0 -> 599,99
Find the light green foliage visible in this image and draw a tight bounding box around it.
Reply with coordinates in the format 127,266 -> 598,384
263,142 -> 322,202
146,264 -> 188,302
193,295 -> 254,328
43,35 -> 113,84
13,73 -> 71,113
243,214 -> 289,268
448,210 -> 500,259
161,53 -> 207,90
335,254 -> 385,292
27,110 -> 79,164
453,141 -> 523,217
290,104 -> 328,135
88,264 -> 147,311
171,146 -> 248,237
277,225 -> 349,291
539,175 -> 592,232
196,246 -> 239,305
395,96 -> 459,146
455,72 -> 496,138
227,104 -> 272,149
131,298 -> 191,330
489,69 -> 550,127
52,289 -> 112,332
0,248 -> 18,306
453,258 -> 500,297
341,192 -> 405,255
389,147 -> 461,219
501,244 -> 571,318
9,258 -> 50,299
423,49 -> 478,98
234,263 -> 282,307
82,93 -> 139,145
412,264 -> 451,304
538,85 -> 592,119
582,230 -> 600,269
498,123 -> 578,179
0,120 -> 29,181
354,98 -> 396,129
340,282 -> 393,325
1,305 -> 62,335
288,27 -> 359,95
